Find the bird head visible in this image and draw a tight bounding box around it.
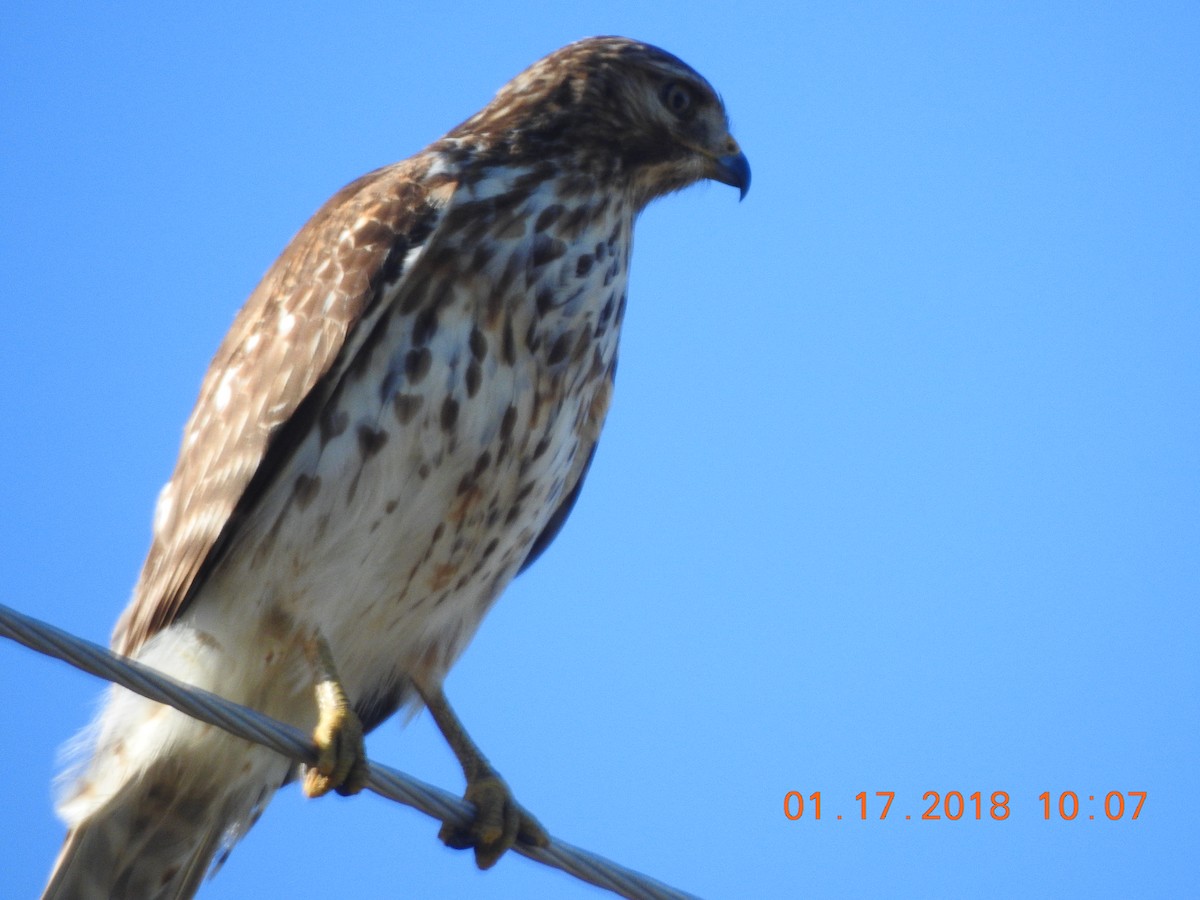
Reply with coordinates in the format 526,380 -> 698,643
451,37 -> 750,209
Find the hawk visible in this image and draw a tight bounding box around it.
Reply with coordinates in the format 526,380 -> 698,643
45,36 -> 748,898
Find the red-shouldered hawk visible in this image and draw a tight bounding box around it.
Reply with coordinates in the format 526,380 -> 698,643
45,35 -> 748,898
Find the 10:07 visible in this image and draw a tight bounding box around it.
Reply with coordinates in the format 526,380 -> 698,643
1038,791 -> 1146,820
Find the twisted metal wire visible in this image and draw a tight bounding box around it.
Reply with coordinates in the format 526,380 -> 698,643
0,602 -> 699,900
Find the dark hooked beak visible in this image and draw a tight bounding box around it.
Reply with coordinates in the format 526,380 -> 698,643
711,150 -> 751,200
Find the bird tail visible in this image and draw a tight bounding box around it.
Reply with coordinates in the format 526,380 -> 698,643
42,623 -> 300,899
42,696 -> 288,900
42,756 -> 276,900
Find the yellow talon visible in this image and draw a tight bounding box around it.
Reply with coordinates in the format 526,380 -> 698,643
439,771 -> 549,869
301,634 -> 369,798
416,681 -> 548,868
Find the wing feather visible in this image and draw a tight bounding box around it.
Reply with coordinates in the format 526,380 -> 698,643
114,161 -> 457,654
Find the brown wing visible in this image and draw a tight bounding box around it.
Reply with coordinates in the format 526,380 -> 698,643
113,160 -> 457,655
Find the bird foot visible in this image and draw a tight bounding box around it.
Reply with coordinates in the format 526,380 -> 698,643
303,699 -> 368,798
302,637 -> 369,798
440,771 -> 549,869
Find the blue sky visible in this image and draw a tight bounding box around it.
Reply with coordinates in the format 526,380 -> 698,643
2,3 -> 1197,898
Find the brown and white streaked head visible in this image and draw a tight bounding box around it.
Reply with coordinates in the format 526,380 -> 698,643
442,36 -> 750,209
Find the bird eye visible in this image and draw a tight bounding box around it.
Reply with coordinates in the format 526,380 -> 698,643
660,82 -> 693,117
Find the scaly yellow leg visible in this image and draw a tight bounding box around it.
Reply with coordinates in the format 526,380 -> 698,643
416,681 -> 549,869
302,633 -> 369,798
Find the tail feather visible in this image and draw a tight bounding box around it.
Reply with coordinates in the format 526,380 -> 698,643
43,751 -> 283,900
44,628 -> 298,899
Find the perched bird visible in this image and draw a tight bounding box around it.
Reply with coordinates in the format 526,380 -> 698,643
44,35 -> 749,898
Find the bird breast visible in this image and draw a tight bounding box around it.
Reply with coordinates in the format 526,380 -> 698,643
188,177 -> 632,709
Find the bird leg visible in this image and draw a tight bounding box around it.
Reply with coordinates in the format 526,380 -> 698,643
416,681 -> 549,869
301,633 -> 369,798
